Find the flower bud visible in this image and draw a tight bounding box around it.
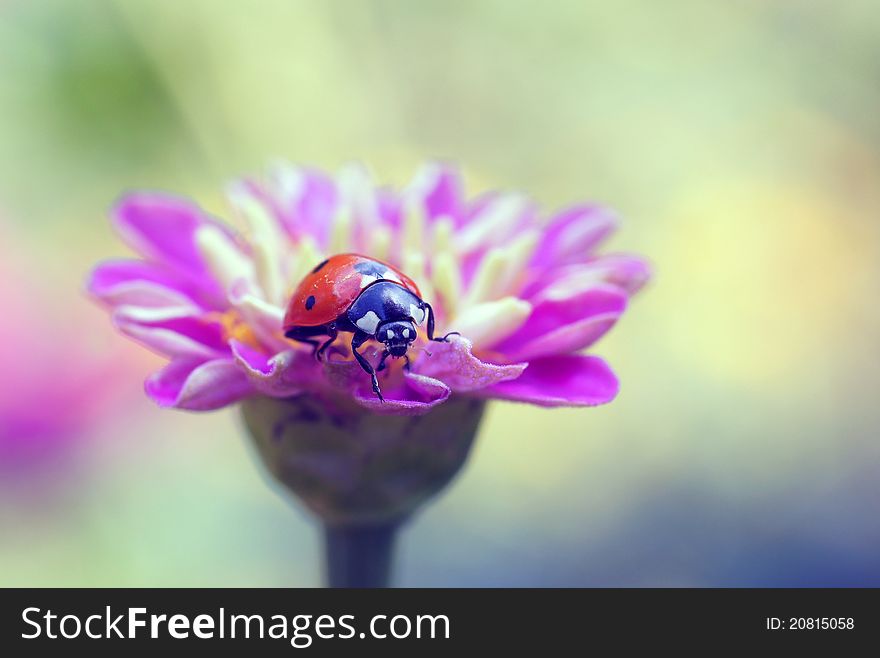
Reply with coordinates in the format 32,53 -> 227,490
241,394 -> 486,525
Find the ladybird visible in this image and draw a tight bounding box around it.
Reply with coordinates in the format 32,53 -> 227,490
283,253 -> 457,402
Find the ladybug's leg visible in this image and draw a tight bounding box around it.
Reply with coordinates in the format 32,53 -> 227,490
285,325 -> 327,357
315,324 -> 339,361
403,354 -> 412,372
351,332 -> 384,402
425,303 -> 461,342
289,337 -> 321,354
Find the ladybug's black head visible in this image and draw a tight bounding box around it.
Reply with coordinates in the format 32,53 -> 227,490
377,320 -> 417,357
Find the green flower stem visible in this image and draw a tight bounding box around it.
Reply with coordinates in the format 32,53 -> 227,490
324,522 -> 398,588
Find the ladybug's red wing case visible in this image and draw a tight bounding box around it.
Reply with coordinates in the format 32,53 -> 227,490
284,254 -> 364,328
283,253 -> 421,330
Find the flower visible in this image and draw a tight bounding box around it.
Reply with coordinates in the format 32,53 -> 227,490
88,162 -> 649,416
87,162 -> 651,585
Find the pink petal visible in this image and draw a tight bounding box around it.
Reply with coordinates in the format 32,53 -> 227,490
530,205 -> 618,268
463,191 -> 499,225
414,335 -> 526,392
456,194 -> 539,283
266,166 -> 338,246
229,340 -> 310,398
113,306 -> 229,359
458,194 -> 536,248
88,261 -> 202,309
145,358 -> 254,410
352,372 -> 451,415
583,253 -> 652,295
112,193 -> 204,267
111,193 -> 231,303
413,162 -> 465,222
492,286 -> 627,360
503,315 -> 621,362
323,354 -> 450,416
227,280 -> 289,353
374,187 -> 403,230
116,324 -> 220,360
522,254 -> 652,300
229,339 -> 275,375
95,281 -> 194,309
484,354 -> 619,407
88,259 -> 202,303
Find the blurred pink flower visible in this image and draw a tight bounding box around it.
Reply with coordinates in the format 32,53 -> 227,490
0,222 -> 134,475
88,162 -> 649,415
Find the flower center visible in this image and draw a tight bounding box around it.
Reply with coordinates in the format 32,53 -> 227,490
213,309 -> 263,351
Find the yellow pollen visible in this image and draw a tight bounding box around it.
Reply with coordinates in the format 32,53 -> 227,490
211,310 -> 263,350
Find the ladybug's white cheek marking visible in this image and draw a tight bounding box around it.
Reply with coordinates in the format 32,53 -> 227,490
355,311 -> 381,334
410,304 -> 426,325
386,329 -> 395,340
402,328 -> 411,338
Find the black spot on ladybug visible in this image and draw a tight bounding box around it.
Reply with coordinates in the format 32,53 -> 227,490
311,259 -> 329,274
305,295 -> 316,310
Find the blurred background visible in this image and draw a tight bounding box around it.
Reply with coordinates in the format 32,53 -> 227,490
1,0 -> 878,586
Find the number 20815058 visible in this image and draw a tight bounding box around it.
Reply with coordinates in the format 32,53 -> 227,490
766,617 -> 854,630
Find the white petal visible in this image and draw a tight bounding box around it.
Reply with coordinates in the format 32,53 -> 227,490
118,324 -> 219,359
462,248 -> 506,306
337,163 -> 379,228
401,196 -> 426,253
367,224 -> 392,260
95,281 -> 197,309
455,193 -> 527,254
449,297 -> 532,350
229,289 -> 287,351
228,183 -> 285,305
329,205 -> 353,255
195,225 -> 255,295
286,235 -> 325,293
113,304 -> 201,323
402,252 -> 433,303
269,161 -> 306,206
